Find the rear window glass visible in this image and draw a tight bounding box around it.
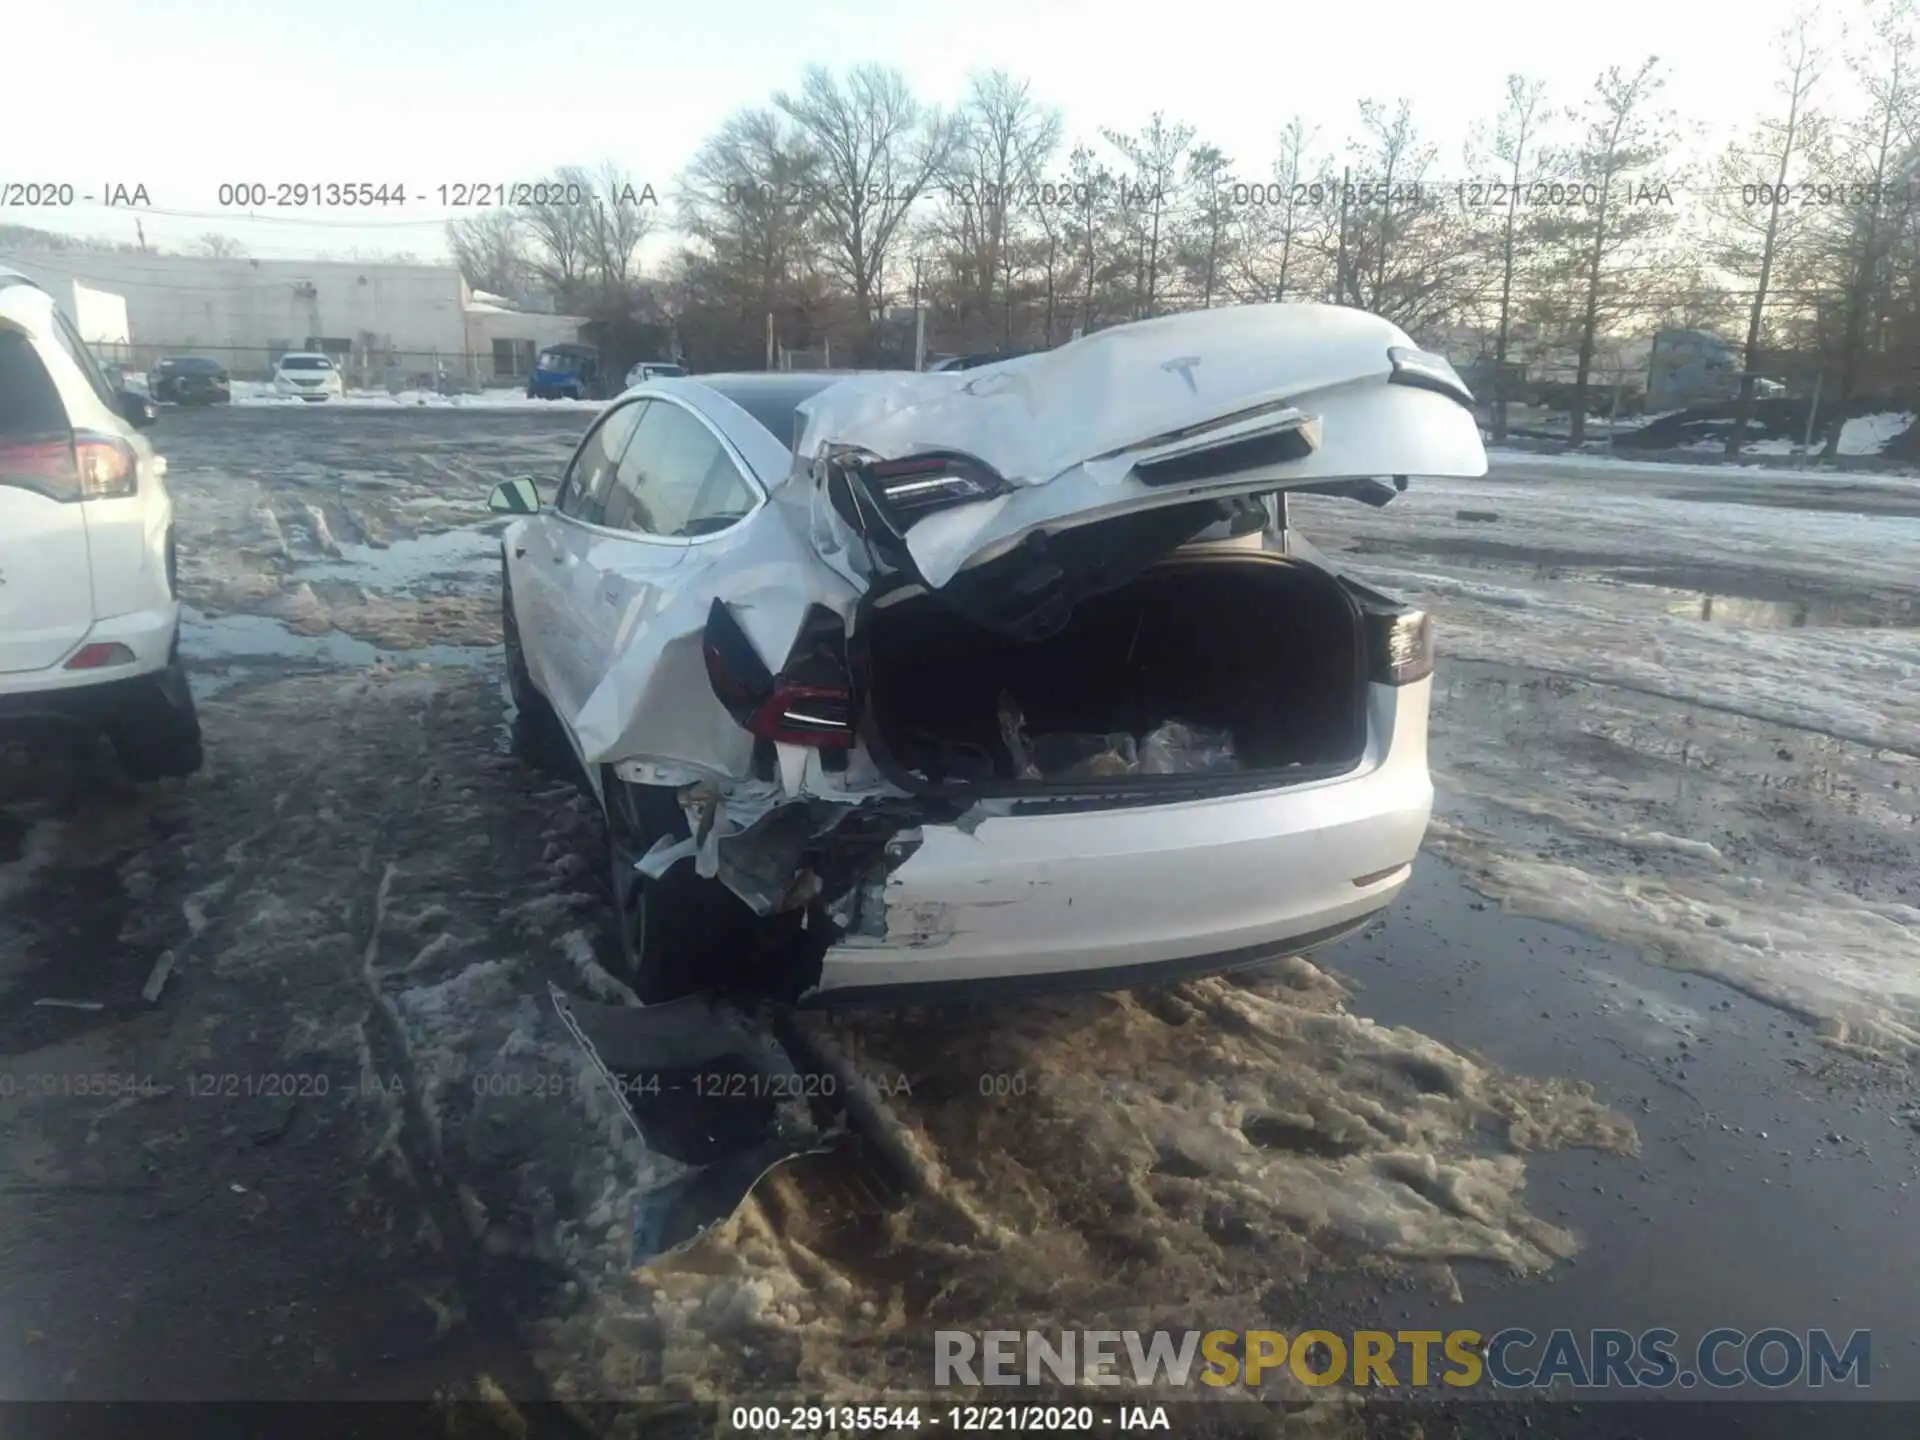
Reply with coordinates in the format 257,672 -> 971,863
0,331 -> 69,438
538,352 -> 578,371
280,356 -> 332,370
169,357 -> 223,375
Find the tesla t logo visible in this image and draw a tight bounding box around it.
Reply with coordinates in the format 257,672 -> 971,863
1162,355 -> 1201,392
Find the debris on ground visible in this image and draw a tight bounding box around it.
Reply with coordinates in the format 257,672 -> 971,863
997,692 -> 1240,780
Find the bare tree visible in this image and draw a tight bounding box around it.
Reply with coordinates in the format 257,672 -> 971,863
1712,15 -> 1824,454
445,209 -> 528,295
1060,144 -> 1122,334
1468,76 -> 1550,439
1537,58 -> 1682,444
1809,0 -> 1920,457
517,166 -> 598,308
194,233 -> 247,259
1103,113 -> 1195,318
1326,100 -> 1487,337
776,64 -> 952,345
580,160 -> 657,302
1231,117 -> 1324,303
936,71 -> 1063,345
1175,144 -> 1237,308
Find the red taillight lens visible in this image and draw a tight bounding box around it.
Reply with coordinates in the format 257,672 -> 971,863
703,599 -> 857,750
747,683 -> 855,749
0,436 -> 80,501
856,451 -> 1008,532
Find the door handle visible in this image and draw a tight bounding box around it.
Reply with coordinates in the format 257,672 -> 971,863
513,545 -> 527,558
552,553 -> 567,563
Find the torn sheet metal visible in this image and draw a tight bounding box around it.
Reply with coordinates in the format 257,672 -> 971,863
794,303 -> 1489,591
566,484 -> 863,774
561,303 -> 1489,921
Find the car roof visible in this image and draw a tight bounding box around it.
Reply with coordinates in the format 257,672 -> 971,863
691,372 -> 854,451
278,351 -> 331,360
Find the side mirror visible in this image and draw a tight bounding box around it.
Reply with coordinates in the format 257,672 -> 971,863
118,391 -> 158,429
487,478 -> 542,514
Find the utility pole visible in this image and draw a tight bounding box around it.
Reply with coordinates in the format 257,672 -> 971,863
914,305 -> 926,372
765,311 -> 774,371
135,219 -> 148,253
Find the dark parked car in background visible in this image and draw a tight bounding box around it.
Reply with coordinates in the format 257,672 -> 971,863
149,356 -> 231,404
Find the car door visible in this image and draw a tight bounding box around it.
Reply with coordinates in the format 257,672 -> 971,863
512,399 -> 646,720
558,396 -> 766,763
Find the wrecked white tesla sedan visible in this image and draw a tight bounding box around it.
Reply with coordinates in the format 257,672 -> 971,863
489,303 -> 1488,1005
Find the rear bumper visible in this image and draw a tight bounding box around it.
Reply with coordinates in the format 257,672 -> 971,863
805,908 -> 1387,1007
0,603 -> 178,704
810,681 -> 1432,998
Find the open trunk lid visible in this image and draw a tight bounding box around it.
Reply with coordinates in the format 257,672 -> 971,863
795,302 -> 1485,639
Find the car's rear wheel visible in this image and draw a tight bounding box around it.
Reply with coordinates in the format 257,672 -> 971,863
111,643 -> 204,782
602,769 -> 800,1005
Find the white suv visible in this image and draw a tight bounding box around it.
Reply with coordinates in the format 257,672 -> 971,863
271,351 -> 345,401
0,268 -> 203,781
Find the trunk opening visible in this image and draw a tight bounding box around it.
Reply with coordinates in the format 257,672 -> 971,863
853,552 -> 1370,803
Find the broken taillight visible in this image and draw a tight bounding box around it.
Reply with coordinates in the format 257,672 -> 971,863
747,683 -> 855,748
703,599 -> 857,749
0,432 -> 137,503
855,451 -> 1009,532
1365,609 -> 1434,686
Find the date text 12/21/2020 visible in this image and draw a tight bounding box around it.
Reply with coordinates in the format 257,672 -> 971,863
726,1404 -> 1173,1433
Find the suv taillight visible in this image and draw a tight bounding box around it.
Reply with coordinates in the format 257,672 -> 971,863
1365,609 -> 1434,685
74,432 -> 139,499
0,431 -> 137,503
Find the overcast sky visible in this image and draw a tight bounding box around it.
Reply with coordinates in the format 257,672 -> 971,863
11,0 -> 1841,263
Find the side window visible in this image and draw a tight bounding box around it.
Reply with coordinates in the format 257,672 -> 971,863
49,312 -> 118,408
555,401 -> 646,524
602,401 -> 759,539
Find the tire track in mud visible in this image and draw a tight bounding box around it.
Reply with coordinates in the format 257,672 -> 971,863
535,943 -> 1635,1409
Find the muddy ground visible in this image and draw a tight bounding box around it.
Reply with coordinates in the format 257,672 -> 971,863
1,409 -> 1915,1435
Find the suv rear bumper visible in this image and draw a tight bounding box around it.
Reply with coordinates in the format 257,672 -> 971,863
0,660 -> 185,731
0,602 -> 179,701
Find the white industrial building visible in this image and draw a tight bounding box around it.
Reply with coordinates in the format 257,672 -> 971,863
0,249 -> 585,382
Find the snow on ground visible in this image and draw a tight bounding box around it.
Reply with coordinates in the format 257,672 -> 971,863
1487,446 -> 1920,483
227,379 -> 604,410
1840,410 -> 1917,455
1296,458 -> 1920,1057
537,961 -> 1631,1405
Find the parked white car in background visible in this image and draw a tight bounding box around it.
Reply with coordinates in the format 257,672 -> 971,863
0,266 -> 204,781
272,351 -> 344,401
490,304 -> 1487,1006
624,360 -> 687,389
